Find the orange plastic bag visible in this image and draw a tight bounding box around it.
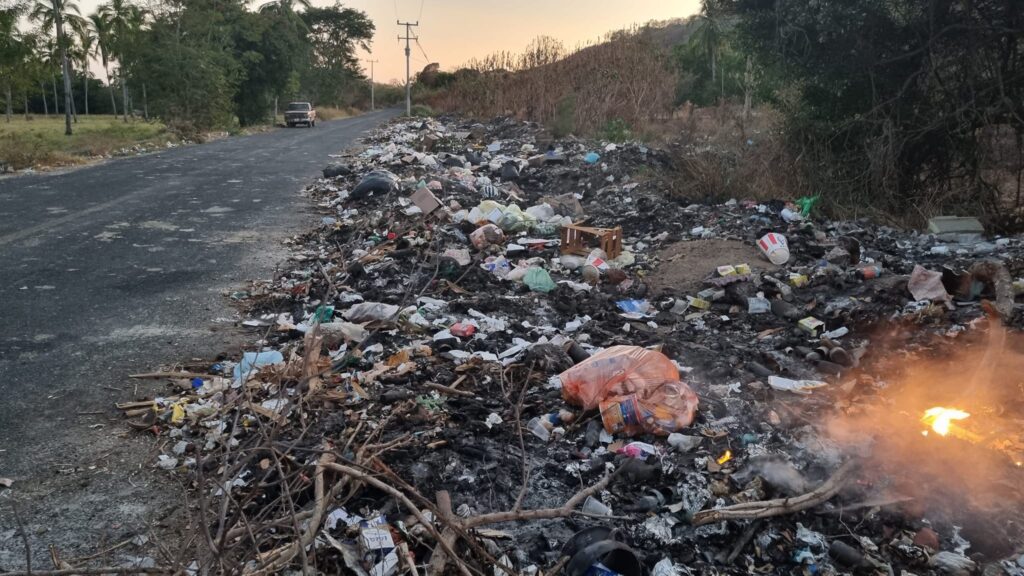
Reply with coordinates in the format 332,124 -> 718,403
559,346 -> 699,436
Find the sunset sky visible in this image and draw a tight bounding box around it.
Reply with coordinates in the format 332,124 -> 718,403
73,0 -> 701,83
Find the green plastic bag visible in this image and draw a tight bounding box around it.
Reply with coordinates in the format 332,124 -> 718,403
523,267 -> 556,293
796,195 -> 820,217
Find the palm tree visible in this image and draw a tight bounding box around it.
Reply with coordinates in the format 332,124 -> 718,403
30,0 -> 82,134
257,0 -> 311,15
87,12 -> 117,117
0,5 -> 25,122
88,11 -> 117,117
71,17 -> 93,115
20,33 -> 48,118
691,12 -> 724,84
99,0 -> 143,122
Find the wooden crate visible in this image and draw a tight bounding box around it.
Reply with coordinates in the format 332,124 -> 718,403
559,224 -> 622,259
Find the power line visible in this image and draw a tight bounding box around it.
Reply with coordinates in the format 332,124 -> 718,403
414,38 -> 430,63
418,0 -> 425,21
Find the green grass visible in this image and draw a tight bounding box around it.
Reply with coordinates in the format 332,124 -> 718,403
0,115 -> 173,170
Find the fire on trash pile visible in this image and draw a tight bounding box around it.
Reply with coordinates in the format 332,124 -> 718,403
123,116 -> 1024,575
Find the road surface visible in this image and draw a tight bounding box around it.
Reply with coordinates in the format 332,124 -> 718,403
0,110 -> 396,568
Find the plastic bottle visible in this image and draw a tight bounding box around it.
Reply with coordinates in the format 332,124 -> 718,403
855,265 -> 883,279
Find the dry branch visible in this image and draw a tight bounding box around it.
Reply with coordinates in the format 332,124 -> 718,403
0,565 -> 172,569
692,461 -> 857,526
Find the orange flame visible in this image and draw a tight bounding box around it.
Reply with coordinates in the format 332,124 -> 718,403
716,450 -> 733,465
921,407 -> 970,436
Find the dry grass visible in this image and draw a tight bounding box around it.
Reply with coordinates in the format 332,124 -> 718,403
315,107 -> 358,121
0,115 -> 172,170
661,104 -> 813,205
427,26 -> 678,137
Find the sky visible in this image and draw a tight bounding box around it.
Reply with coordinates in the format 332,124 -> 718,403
74,0 -> 701,83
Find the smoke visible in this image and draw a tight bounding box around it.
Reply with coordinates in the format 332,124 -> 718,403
822,317 -> 1024,556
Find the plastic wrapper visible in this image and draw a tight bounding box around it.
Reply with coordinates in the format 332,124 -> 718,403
559,346 -> 699,436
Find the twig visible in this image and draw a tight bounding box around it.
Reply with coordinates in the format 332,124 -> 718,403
11,502 -> 31,575
0,565 -> 172,569
426,491 -> 456,576
724,519 -> 762,564
692,461 -> 857,526
512,364 -> 534,512
323,463 -> 476,576
464,470 -> 618,528
65,538 -> 133,563
128,371 -> 218,380
246,452 -> 337,576
424,382 -> 474,397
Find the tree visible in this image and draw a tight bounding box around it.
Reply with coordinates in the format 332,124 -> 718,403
71,15 -> 93,114
257,0 -> 310,16
130,0 -> 242,130
691,6 -> 724,84
232,7 -> 308,125
100,0 -> 144,121
30,0 -> 81,134
88,11 -> 117,117
0,3 -> 27,121
300,4 -> 373,107
726,0 -> 1024,219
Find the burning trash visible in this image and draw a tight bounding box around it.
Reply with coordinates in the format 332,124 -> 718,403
921,406 -> 970,437
117,115 -> 1024,575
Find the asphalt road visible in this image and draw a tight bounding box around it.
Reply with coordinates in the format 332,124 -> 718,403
0,109 -> 396,568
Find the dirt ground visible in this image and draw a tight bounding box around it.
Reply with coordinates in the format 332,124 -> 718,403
646,238 -> 778,294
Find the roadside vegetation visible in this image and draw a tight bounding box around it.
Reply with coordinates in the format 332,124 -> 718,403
417,1 -> 1023,228
0,114 -> 171,170
0,0 -> 390,144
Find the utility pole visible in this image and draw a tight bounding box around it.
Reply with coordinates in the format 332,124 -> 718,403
397,20 -> 418,116
365,59 -> 378,111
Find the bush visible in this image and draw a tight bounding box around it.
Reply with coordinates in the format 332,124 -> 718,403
550,96 -> 576,138
0,132 -> 60,170
410,104 -> 434,117
600,118 -> 632,143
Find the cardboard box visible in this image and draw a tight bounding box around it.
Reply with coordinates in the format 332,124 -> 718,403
410,187 -> 441,215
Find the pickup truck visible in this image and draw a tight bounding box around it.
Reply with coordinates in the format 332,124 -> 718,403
284,102 -> 316,127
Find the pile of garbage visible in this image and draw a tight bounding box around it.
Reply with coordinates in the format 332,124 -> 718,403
124,115 -> 1024,575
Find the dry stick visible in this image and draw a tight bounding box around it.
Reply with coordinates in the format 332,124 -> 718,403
368,460 -> 503,576
65,538 -> 133,563
723,519 -> 762,564
464,470 -> 617,528
11,502 -> 31,574
373,456 -> 616,576
692,461 -> 857,526
512,364 -> 535,512
322,463 -> 476,576
246,452 -> 338,576
424,382 -> 474,397
128,371 -> 219,380
426,491 -> 457,576
270,450 -> 311,573
0,569 -> 173,576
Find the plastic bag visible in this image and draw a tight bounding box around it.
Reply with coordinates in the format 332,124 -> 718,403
559,346 -> 699,436
470,224 -> 505,250
233,350 -> 284,381
344,302 -> 400,323
496,204 -> 536,233
350,170 -> 399,199
523,267 -> 556,293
